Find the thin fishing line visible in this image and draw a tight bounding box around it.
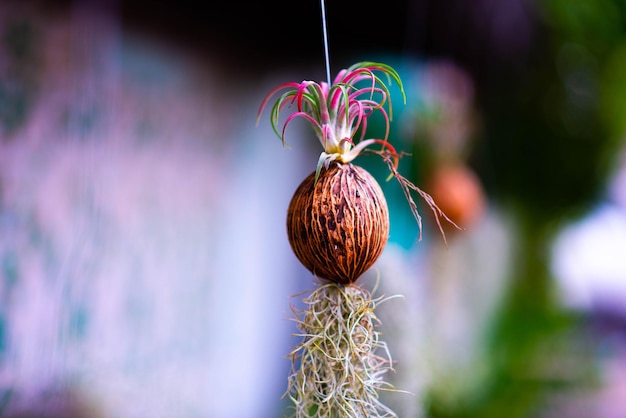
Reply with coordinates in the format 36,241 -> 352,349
320,0 -> 331,85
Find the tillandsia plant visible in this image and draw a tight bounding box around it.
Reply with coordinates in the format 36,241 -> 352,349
258,62 -> 455,417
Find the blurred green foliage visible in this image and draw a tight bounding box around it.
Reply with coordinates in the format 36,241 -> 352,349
426,1 -> 626,417
475,0 -> 626,221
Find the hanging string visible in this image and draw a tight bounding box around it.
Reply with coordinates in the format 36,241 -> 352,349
320,0 -> 331,85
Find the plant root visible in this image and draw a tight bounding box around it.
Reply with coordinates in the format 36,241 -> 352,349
372,149 -> 461,245
285,281 -> 399,418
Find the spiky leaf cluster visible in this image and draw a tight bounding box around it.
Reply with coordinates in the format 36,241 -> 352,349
257,62 -> 405,181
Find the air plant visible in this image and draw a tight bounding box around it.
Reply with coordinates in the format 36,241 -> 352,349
258,61 -> 454,417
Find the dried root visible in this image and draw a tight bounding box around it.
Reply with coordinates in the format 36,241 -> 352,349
285,281 -> 400,418
373,149 -> 461,245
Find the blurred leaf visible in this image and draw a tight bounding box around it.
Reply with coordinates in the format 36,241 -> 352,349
541,0 -> 624,54
600,41 -> 626,143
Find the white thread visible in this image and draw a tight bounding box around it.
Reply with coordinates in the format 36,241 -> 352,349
320,0 -> 331,85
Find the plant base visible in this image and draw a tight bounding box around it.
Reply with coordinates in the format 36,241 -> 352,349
285,281 -> 399,417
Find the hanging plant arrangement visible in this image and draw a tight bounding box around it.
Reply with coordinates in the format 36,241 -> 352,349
258,61 -> 456,417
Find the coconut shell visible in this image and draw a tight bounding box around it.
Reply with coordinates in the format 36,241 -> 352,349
287,163 -> 390,285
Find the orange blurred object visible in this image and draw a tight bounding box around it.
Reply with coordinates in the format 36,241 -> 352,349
427,162 -> 486,230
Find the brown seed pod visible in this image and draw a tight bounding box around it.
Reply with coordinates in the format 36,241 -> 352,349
287,163 -> 390,285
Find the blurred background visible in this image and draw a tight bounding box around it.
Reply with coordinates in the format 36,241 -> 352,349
1,0 -> 626,417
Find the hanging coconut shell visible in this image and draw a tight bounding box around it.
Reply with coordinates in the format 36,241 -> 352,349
287,163 -> 389,285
